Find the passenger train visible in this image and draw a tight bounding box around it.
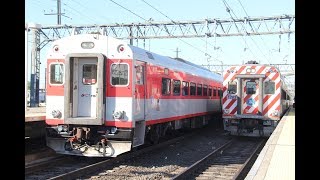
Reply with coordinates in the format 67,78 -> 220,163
45,33 -> 223,157
222,61 -> 292,137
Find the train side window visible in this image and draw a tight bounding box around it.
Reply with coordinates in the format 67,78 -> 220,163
246,81 -> 257,94
208,86 -> 212,96
197,84 -> 202,96
203,85 -> 208,96
213,88 -> 217,96
281,89 -> 287,100
228,81 -> 237,94
111,63 -> 129,85
162,78 -> 171,95
82,64 -> 97,85
135,65 -> 144,85
50,63 -> 64,84
264,81 -> 275,94
182,81 -> 189,96
218,88 -> 223,97
190,82 -> 196,95
173,80 -> 181,96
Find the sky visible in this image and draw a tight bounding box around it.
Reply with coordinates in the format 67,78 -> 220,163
25,0 -> 295,90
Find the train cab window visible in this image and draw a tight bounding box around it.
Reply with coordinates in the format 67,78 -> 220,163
213,88 -> 217,97
111,64 -> 129,85
203,85 -> 208,96
228,81 -> 237,94
162,78 -> 171,95
82,64 -> 97,85
173,80 -> 181,96
246,81 -> 257,94
50,63 -> 64,84
208,86 -> 212,96
264,81 -> 275,94
197,84 -> 202,96
190,82 -> 196,95
182,81 -> 189,96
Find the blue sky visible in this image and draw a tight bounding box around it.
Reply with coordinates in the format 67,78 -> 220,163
25,0 -> 295,89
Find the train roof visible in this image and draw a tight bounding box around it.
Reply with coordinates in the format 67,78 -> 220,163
223,63 -> 282,76
129,45 -> 222,83
47,34 -> 222,83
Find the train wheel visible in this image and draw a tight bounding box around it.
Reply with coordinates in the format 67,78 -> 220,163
146,125 -> 160,144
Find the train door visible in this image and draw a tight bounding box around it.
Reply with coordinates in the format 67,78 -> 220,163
241,79 -> 260,114
76,58 -> 98,117
132,60 -> 146,147
64,54 -> 105,125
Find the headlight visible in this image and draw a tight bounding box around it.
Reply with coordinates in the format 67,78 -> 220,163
52,110 -> 62,118
272,110 -> 279,116
57,125 -> 68,132
110,127 -> 117,134
113,111 -> 125,119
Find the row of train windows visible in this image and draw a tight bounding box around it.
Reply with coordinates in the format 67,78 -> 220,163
49,63 -> 129,86
227,81 -> 276,95
161,78 -> 222,97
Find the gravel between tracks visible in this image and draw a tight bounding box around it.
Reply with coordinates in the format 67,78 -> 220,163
81,127 -> 231,180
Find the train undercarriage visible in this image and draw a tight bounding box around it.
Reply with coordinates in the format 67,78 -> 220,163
46,114 -> 221,157
223,117 -> 278,137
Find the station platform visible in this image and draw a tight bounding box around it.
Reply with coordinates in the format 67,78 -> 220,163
25,106 -> 46,122
25,107 -> 46,139
245,107 -> 295,180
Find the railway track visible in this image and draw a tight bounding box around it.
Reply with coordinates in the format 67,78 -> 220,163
25,128 -> 194,180
25,126 -> 264,180
172,137 -> 266,180
66,128 -> 231,179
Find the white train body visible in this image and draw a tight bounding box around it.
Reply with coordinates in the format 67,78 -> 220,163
45,34 -> 223,157
222,62 -> 291,137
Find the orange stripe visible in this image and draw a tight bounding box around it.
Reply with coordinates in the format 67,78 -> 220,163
231,66 -> 246,80
252,107 -> 259,114
256,66 -> 266,74
276,81 -> 281,90
251,96 -> 260,114
225,99 -> 237,109
230,107 -> 237,115
263,93 -> 280,115
263,94 -> 271,104
243,94 -> 252,105
270,72 -> 280,81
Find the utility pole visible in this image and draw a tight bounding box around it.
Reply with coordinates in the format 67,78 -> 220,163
174,47 -> 181,58
28,23 -> 42,107
25,25 -> 29,110
44,0 -> 64,25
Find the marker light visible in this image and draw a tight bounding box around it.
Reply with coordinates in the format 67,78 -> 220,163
81,42 -> 94,49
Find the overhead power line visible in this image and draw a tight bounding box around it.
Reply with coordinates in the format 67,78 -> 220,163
108,0 -> 216,59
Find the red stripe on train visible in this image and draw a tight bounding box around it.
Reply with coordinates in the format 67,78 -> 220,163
262,93 -> 280,115
47,112 -> 217,127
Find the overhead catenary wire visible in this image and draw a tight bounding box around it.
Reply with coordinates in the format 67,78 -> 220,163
221,0 -> 260,63
63,2 -> 98,24
222,0 -> 271,64
108,0 -> 216,62
236,0 -> 276,64
70,0 -> 111,23
140,0 -> 223,64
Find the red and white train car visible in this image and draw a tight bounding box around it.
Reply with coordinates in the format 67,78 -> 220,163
222,61 -> 291,137
45,34 -> 223,157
